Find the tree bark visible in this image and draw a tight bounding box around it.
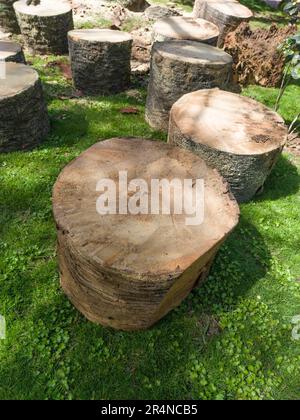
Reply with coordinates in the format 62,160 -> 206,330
68,29 -> 132,96
168,89 -> 288,202
145,40 -> 232,131
0,0 -> 20,34
14,0 -> 73,54
0,40 -> 26,63
152,16 -> 219,46
0,63 -> 49,153
53,137 -> 239,330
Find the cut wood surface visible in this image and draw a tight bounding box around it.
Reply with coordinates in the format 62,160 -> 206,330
68,29 -> 132,96
169,89 -> 288,202
153,16 -> 219,45
202,0 -> 253,47
0,63 -> 49,152
0,0 -> 20,33
0,40 -> 25,63
53,137 -> 239,330
14,0 -> 74,54
145,40 -> 232,130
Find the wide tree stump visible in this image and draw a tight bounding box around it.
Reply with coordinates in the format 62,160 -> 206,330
202,1 -> 253,47
152,16 -> 219,46
0,40 -> 25,63
13,0 -> 74,54
168,89 -> 288,202
0,0 -> 20,33
68,29 -> 133,96
0,62 -> 49,153
53,137 -> 239,330
145,40 -> 232,131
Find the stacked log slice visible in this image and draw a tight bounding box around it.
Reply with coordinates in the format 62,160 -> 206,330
202,1 -> 253,47
193,0 -> 231,19
153,16 -> 220,46
68,29 -> 133,96
0,0 -> 20,34
13,0 -> 74,54
53,137 -> 239,330
168,89 -> 288,202
145,40 -> 232,131
0,40 -> 26,63
0,63 -> 49,153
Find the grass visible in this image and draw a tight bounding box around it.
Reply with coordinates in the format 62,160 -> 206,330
1,0 -> 300,400
0,52 -> 299,400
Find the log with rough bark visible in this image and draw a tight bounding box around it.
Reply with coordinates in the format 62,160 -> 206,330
0,62 -> 49,152
193,0 -> 230,19
53,137 -> 239,331
168,89 -> 288,202
13,0 -> 73,54
202,1 -> 253,47
68,29 -> 133,96
0,0 -> 20,33
152,16 -> 220,45
145,40 -> 232,131
0,40 -> 26,63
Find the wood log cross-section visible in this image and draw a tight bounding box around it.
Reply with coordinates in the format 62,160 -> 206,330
53,137 -> 239,330
13,0 -> 74,54
200,0 -> 253,47
0,40 -> 26,63
168,89 -> 288,202
68,29 -> 133,96
152,16 -> 220,46
145,40 -> 232,131
0,63 -> 49,153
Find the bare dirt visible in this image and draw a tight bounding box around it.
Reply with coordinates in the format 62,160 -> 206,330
224,22 -> 297,87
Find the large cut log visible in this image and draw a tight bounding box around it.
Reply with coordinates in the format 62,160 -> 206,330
193,0 -> 231,19
152,16 -> 219,46
53,137 -> 239,330
13,0 -> 74,54
0,40 -> 25,63
202,1 -> 253,47
0,0 -> 20,33
168,89 -> 288,202
145,40 -> 232,131
68,29 -> 133,96
0,62 -> 49,152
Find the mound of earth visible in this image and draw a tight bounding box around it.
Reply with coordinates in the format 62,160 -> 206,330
224,23 -> 297,87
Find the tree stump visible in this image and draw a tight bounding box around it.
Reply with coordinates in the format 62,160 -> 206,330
0,0 -> 20,34
202,1 -> 253,47
53,137 -> 239,331
0,40 -> 25,63
145,40 -> 232,131
13,0 -> 74,54
0,62 -> 49,153
168,89 -> 288,202
68,29 -> 133,96
152,16 -> 220,46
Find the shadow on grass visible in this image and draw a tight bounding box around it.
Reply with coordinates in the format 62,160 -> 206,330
255,154 -> 300,201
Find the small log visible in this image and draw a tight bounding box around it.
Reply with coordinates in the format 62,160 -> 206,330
168,89 -> 288,202
68,29 -> 133,96
145,40 -> 232,131
0,40 -> 26,63
0,0 -> 20,34
152,16 -> 219,46
13,0 -> 74,54
53,137 -> 239,330
202,1 -> 253,47
0,62 -> 49,152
